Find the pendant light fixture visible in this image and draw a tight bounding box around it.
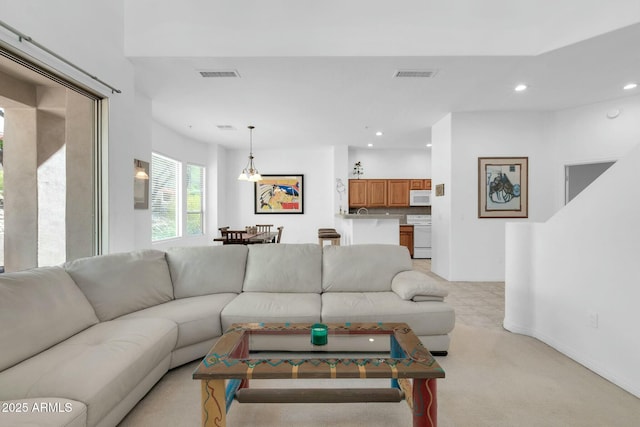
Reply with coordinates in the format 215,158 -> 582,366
238,125 -> 262,182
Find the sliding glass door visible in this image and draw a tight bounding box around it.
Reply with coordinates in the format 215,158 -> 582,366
0,48 -> 105,272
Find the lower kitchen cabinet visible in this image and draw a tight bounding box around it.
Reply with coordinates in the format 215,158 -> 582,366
399,225 -> 414,258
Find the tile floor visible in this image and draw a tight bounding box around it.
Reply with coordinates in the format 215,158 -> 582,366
412,259 -> 505,331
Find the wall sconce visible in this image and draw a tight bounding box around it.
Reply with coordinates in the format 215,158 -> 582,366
134,159 -> 149,209
134,159 -> 149,180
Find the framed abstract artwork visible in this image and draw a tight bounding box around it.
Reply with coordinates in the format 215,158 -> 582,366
478,157 -> 528,218
254,174 -> 304,214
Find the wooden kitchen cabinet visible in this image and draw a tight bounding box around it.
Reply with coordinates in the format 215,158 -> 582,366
400,225 -> 414,258
387,179 -> 410,207
410,179 -> 424,189
367,180 -> 387,207
349,178 -> 430,207
410,179 -> 432,190
348,179 -> 368,207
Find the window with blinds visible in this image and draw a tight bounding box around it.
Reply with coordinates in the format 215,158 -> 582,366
151,153 -> 180,241
186,164 -> 205,235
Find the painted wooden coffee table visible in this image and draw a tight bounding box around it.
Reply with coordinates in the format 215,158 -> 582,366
193,322 -> 445,427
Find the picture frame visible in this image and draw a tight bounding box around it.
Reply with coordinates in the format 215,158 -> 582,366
133,159 -> 150,209
478,157 -> 528,218
255,174 -> 304,214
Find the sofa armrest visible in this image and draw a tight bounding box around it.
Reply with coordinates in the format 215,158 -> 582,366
391,270 -> 449,301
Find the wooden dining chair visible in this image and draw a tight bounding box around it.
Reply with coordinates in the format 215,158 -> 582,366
256,224 -> 273,233
218,226 -> 230,236
275,226 -> 284,243
223,230 -> 245,245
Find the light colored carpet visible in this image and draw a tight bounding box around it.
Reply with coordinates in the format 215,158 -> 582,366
119,260 -> 640,426
119,323 -> 640,426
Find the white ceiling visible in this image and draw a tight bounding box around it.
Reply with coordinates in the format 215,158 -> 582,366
127,1 -> 640,149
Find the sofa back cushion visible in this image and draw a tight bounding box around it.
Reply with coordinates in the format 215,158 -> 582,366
64,249 -> 173,321
243,244 -> 322,293
322,244 -> 412,292
166,245 -> 248,298
0,267 -> 99,371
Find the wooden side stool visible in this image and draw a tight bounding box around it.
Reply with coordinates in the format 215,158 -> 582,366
318,228 -> 341,246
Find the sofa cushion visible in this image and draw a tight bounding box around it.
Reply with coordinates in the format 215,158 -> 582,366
322,244 -> 412,292
391,270 -> 449,300
242,244 -> 322,293
119,293 -> 237,350
0,318 -> 177,427
0,398 -> 86,427
64,249 -> 174,321
221,292 -> 321,330
321,292 -> 455,336
0,267 -> 98,372
165,245 -> 248,298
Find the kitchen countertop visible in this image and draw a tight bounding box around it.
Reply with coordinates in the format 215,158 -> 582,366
335,214 -> 404,219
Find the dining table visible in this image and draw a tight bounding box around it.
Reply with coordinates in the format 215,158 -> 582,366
213,231 -> 278,245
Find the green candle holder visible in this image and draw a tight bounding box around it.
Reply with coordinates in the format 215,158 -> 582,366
310,323 -> 328,346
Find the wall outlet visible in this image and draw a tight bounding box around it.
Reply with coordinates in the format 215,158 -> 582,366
589,312 -> 599,329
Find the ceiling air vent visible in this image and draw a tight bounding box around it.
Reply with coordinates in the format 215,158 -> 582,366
394,69 -> 438,78
199,70 -> 240,78
216,125 -> 236,130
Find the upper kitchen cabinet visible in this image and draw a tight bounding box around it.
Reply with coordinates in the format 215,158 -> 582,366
348,179 -> 387,207
367,179 -> 387,207
387,179 -> 410,207
410,179 -> 432,190
348,179 -> 367,207
349,178 -> 430,207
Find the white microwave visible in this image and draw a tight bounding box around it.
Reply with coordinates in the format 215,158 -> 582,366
410,190 -> 431,206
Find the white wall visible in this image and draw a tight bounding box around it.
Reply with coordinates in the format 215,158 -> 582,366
348,147 -> 431,178
431,114 -> 452,278
504,93 -> 640,398
333,145 -> 349,214
549,94 -> 640,211
224,147 -> 335,243
445,111 -> 554,281
506,145 -> 640,398
132,93 -> 153,249
0,1 -> 140,254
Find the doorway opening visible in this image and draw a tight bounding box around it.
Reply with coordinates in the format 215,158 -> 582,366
565,161 -> 615,204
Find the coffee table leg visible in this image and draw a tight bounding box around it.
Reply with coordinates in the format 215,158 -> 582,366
412,378 -> 437,427
201,379 -> 226,427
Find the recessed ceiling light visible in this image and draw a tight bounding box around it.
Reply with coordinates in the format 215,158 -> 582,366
367,143 -> 373,147
426,143 -> 433,147
514,84 -> 528,92
606,109 -> 621,119
375,131 -> 383,136
623,82 -> 637,90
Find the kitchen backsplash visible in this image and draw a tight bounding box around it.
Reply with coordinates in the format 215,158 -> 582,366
348,206 -> 431,223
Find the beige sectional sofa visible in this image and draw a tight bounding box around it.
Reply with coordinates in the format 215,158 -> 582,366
0,243 -> 454,427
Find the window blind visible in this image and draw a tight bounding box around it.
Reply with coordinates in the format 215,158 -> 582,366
151,153 -> 180,241
186,164 -> 205,235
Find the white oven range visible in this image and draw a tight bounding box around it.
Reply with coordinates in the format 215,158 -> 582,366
406,215 -> 431,259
